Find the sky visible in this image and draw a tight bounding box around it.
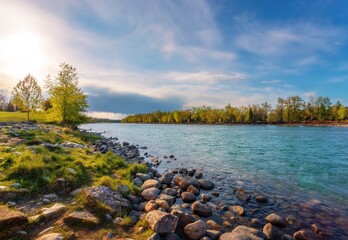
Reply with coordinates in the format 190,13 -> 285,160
1,0 -> 348,119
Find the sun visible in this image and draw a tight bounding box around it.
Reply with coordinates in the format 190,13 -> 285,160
0,30 -> 45,80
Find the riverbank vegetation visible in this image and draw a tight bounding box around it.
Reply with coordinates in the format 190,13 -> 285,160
0,63 -> 88,127
122,96 -> 348,124
0,124 -> 151,239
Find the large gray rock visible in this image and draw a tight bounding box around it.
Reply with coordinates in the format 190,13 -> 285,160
184,220 -> 207,240
220,225 -> 267,240
265,213 -> 287,227
63,210 -> 99,226
171,209 -> 196,229
198,179 -> 215,190
174,175 -> 200,189
160,172 -> 174,185
162,188 -> 177,196
146,210 -> 178,234
191,201 -> 212,217
158,193 -> 176,205
82,186 -> 131,215
141,187 -> 161,201
181,192 -> 196,203
29,203 -> 66,222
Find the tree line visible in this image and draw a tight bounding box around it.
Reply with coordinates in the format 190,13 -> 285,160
0,63 -> 88,127
121,96 -> 347,124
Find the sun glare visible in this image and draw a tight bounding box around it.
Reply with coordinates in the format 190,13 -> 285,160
0,31 -> 45,80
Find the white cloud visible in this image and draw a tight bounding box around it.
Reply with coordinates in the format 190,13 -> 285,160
166,71 -> 246,84
261,80 -> 281,84
87,111 -> 128,120
235,22 -> 343,57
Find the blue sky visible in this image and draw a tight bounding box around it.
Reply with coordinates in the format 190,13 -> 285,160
0,0 -> 348,119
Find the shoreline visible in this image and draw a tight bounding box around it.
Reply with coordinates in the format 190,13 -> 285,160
84,124 -> 348,239
0,122 -> 347,239
119,121 -> 348,128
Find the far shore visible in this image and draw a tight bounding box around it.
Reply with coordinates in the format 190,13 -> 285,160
116,120 -> 348,128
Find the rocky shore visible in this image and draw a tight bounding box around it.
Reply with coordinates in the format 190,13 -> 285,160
0,123 -> 345,239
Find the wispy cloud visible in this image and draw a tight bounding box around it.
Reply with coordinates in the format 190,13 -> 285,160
261,80 -> 281,84
234,22 -> 343,57
329,76 -> 348,83
166,71 -> 246,84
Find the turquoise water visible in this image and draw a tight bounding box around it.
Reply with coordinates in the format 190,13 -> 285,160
81,123 -> 348,216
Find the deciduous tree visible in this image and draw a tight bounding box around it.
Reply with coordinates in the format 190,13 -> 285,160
46,63 -> 88,127
12,74 -> 43,122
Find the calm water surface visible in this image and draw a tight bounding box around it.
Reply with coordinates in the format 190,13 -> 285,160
81,123 -> 348,236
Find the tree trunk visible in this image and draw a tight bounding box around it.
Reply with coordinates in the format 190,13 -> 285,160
27,110 -> 30,123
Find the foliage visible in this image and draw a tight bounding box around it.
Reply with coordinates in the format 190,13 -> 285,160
45,63 -> 88,127
122,95 -> 348,124
12,74 -> 43,122
0,126 -> 147,194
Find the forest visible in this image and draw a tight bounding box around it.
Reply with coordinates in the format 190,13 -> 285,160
121,96 -> 347,124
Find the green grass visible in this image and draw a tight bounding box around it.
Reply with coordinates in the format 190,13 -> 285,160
0,126 -> 148,194
0,111 -> 49,123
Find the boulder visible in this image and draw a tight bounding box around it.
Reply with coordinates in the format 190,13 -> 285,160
162,188 -> 177,196
158,193 -> 176,206
155,199 -> 169,210
39,203 -> 66,220
145,200 -> 158,212
146,210 -> 178,234
174,175 -> 200,189
171,209 -> 196,229
191,201 -> 212,217
133,178 -> 143,187
64,210 -> 99,226
229,205 -> 245,216
136,173 -> 151,182
198,179 -> 215,190
187,185 -> 200,196
184,220 -> 207,240
181,192 -> 196,203
142,179 -> 160,190
141,188 -> 161,201
263,223 -> 282,239
0,206 -> 28,230
160,172 -> 174,185
36,233 -> 63,240
220,225 -> 267,240
265,213 -> 287,227
82,186 -> 131,215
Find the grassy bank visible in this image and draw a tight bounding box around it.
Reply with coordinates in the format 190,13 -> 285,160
0,124 -> 152,239
0,111 -> 49,123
